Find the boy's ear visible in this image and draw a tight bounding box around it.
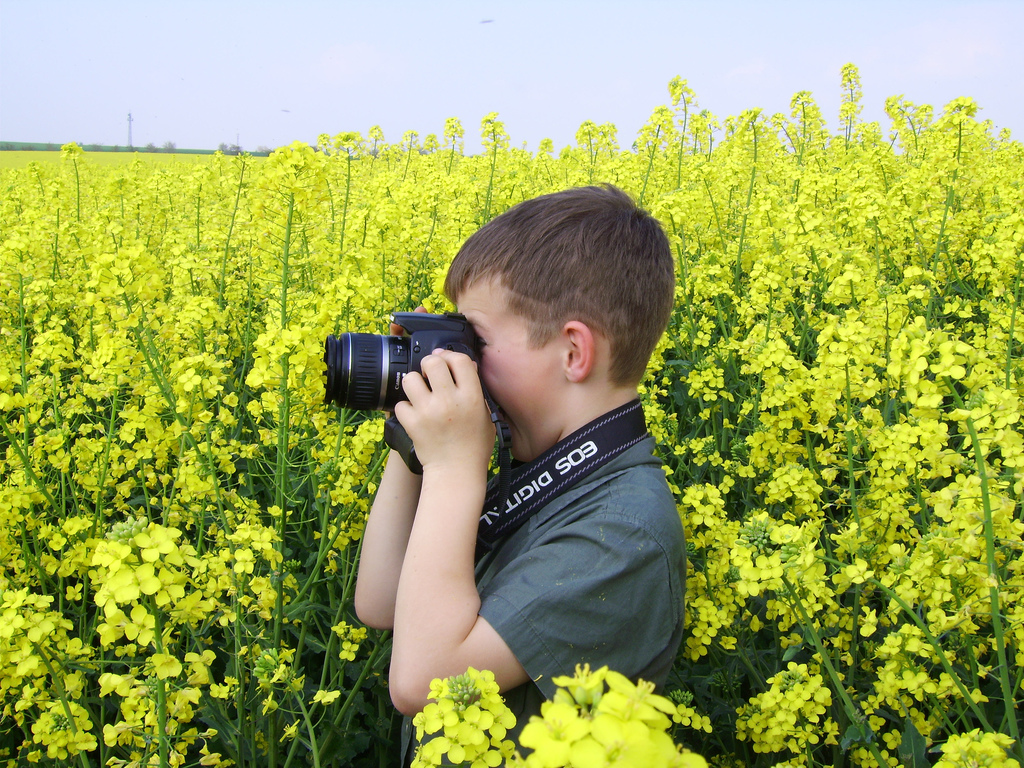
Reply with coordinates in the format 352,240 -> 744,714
561,320 -> 596,383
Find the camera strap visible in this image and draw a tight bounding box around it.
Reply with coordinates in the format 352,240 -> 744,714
476,399 -> 648,555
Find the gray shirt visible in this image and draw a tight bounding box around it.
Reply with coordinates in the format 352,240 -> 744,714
402,437 -> 687,762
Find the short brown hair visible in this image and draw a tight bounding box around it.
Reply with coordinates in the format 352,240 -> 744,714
444,185 -> 675,386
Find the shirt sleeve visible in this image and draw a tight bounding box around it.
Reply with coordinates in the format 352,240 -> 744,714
477,481 -> 684,699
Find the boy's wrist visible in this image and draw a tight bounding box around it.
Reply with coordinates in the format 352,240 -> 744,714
401,416 -> 494,478
420,458 -> 488,487
384,448 -> 423,479
417,463 -> 488,521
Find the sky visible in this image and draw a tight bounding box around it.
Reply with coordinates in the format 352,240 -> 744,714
2,0 -> 1022,154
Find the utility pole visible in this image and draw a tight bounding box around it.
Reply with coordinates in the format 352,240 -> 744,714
128,113 -> 133,149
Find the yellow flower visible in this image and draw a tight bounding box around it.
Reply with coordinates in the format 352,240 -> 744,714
936,729 -> 1021,768
312,690 -> 341,706
151,653 -> 184,680
30,699 -> 97,759
597,670 -> 677,730
519,702 -> 587,767
412,668 -> 516,768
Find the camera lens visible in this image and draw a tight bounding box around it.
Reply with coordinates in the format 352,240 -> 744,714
323,333 -> 411,410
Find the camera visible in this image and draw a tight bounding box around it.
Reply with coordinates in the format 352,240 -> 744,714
323,312 -> 478,411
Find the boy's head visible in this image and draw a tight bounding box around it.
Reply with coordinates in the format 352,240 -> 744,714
444,185 -> 675,387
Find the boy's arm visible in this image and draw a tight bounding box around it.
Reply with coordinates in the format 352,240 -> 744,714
353,450 -> 422,630
387,349 -> 529,716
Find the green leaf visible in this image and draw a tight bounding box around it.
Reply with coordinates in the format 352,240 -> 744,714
841,719 -> 874,751
897,717 -> 928,768
782,639 -> 805,662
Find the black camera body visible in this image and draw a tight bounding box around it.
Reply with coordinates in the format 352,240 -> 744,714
323,312 -> 477,411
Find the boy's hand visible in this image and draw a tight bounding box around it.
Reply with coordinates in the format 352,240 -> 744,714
389,305 -> 426,337
393,349 -> 494,475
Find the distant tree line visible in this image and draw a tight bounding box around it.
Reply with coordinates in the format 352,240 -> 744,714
0,140 -> 272,156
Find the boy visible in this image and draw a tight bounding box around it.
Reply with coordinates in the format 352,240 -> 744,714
354,184 -> 686,760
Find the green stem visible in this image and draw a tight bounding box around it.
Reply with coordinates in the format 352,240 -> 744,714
268,193 -> 296,768
152,611 -> 171,768
233,575 -> 248,768
819,553 -> 996,731
1005,259 -> 1023,389
218,158 -> 247,309
340,152 -> 352,255
91,386 -> 121,522
483,133 -> 499,222
195,182 -> 202,251
30,643 -> 93,768
676,101 -> 689,189
330,632 -> 390,731
955,402 -> 1022,753
780,575 -> 893,768
73,157 -> 81,221
638,125 -> 661,208
702,176 -> 728,258
734,117 -> 758,292
292,449 -> 387,610
931,120 -> 962,275
844,362 -> 862,531
402,139 -> 413,182
287,699 -> 323,768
